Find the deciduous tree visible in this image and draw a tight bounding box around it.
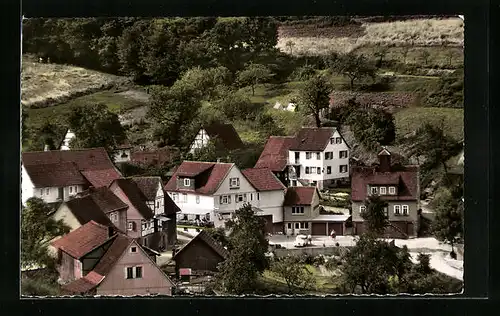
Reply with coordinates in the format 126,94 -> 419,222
332,53 -> 377,89
298,75 -> 331,127
21,197 -> 70,269
67,103 -> 127,153
360,194 -> 390,236
431,188 -> 463,257
216,203 -> 269,294
271,256 -> 315,293
237,63 -> 274,96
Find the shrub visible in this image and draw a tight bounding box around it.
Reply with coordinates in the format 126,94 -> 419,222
290,64 -> 317,81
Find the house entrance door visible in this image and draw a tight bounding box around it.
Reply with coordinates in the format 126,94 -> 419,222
286,222 -> 293,235
294,222 -> 300,235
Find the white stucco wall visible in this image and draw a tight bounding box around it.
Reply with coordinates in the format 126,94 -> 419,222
60,130 -> 75,151
214,165 -> 257,213
249,190 -> 285,223
113,149 -> 131,163
21,165 -> 34,205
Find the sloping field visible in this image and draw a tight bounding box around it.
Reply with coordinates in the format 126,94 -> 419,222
277,18 -> 464,56
21,55 -> 129,108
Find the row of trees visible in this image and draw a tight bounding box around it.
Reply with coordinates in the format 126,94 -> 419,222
23,17 -> 280,85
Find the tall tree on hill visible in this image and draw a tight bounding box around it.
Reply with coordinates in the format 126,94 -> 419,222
147,82 -> 203,148
431,188 -> 463,258
117,20 -> 151,81
216,203 -> 269,294
237,63 -> 274,96
298,75 -> 332,127
22,197 -> 70,269
67,103 -> 127,153
361,194 -> 390,237
332,53 -> 377,89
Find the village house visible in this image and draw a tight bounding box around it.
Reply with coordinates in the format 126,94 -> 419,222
52,187 -> 129,233
51,221 -> 174,296
253,136 -> 296,186
21,147 -> 122,206
165,161 -> 284,229
287,127 -> 350,190
172,230 -> 229,275
58,128 -> 133,163
283,186 -> 348,236
351,148 -> 420,238
109,179 -> 166,250
130,176 -> 181,248
188,122 -> 244,154
241,168 -> 287,233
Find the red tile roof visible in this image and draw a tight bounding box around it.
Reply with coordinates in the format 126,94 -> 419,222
61,271 -> 104,294
202,123 -> 244,150
242,168 -> 286,191
110,179 -> 154,220
164,161 -> 233,195
93,234 -> 133,277
284,187 -> 319,206
254,136 -> 295,172
351,165 -> 419,201
51,221 -> 111,259
130,176 -> 161,201
22,148 -> 122,188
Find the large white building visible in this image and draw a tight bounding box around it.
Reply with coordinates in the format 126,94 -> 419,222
287,127 -> 350,190
164,161 -> 286,233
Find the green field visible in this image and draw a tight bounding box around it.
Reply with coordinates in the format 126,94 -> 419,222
394,107 -> 464,141
25,89 -> 148,129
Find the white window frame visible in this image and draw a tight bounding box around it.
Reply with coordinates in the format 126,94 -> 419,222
371,187 -> 378,195
316,167 -> 321,174
402,205 -> 409,215
257,193 -> 260,200
45,188 -> 50,195
196,195 -> 200,204
359,205 -> 366,213
316,152 -> 321,160
292,206 -> 305,215
236,194 -> 246,203
130,246 -> 137,253
300,222 -> 309,229
340,150 -> 348,159
330,138 -> 335,144
389,186 -> 396,195
306,152 -> 311,159
135,266 -> 143,279
394,205 -> 401,215
305,167 -> 310,174
69,186 -> 73,194
221,195 -> 230,205
380,187 -> 387,195
229,177 -> 240,188
327,166 -> 332,174
339,165 -> 348,173
183,178 -> 191,186
250,193 -> 254,201
336,137 -> 342,144
182,193 -> 187,203
172,193 -> 178,202
127,222 -> 133,231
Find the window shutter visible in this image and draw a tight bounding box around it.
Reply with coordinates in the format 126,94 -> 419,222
228,195 -> 232,203
219,196 -> 223,204
132,221 -> 137,231
124,267 -> 128,279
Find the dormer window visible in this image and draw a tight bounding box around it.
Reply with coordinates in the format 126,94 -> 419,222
229,177 -> 240,188
389,186 -> 396,195
380,187 -> 387,195
183,178 -> 191,186
371,187 -> 378,195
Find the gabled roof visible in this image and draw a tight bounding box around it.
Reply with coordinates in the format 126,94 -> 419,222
75,187 -> 129,214
24,162 -> 89,188
284,187 -> 319,206
289,127 -> 347,151
63,196 -> 116,228
51,221 -> 111,259
92,234 -> 134,276
173,230 -> 229,260
61,271 -> 105,294
22,148 -> 122,188
202,123 -> 244,150
110,179 -> 154,220
164,161 -> 233,195
130,176 -> 162,201
254,136 -> 296,172
242,168 -> 286,191
351,165 -> 419,201
130,146 -> 180,167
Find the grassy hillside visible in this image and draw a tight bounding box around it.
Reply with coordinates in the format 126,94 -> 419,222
394,107 -> 464,141
277,18 -> 464,56
22,54 -> 129,108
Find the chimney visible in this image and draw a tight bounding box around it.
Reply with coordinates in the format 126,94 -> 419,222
378,148 -> 391,172
44,144 -> 50,151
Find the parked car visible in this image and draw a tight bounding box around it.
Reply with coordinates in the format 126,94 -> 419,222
294,235 -> 312,247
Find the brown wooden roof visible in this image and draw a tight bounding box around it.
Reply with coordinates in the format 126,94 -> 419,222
203,123 -> 244,150
242,168 -> 286,191
51,221 -> 111,259
289,127 -> 337,151
110,179 -> 154,220
130,176 -> 161,201
254,136 -> 296,172
284,187 -> 319,206
173,230 -> 229,260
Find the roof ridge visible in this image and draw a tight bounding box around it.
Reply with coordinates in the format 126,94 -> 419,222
23,147 -> 108,154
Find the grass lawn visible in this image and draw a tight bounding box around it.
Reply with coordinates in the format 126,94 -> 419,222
394,107 -> 464,141
239,81 -> 306,106
25,89 -> 149,129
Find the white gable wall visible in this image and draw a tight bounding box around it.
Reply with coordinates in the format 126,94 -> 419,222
189,129 -> 211,154
60,130 -> 75,151
214,165 -> 257,213
21,165 -> 35,205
